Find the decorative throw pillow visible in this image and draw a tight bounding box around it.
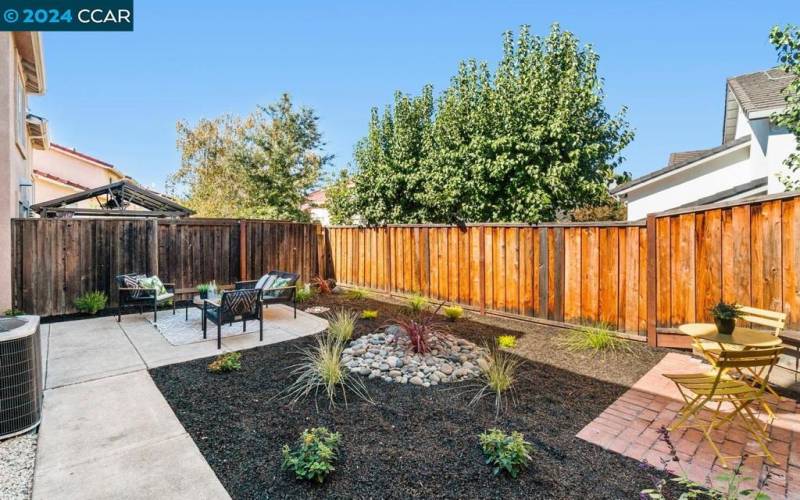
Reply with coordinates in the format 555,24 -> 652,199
256,274 -> 276,291
265,277 -> 291,297
123,274 -> 144,298
138,276 -> 167,296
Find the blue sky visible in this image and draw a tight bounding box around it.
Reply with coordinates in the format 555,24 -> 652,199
35,0 -> 796,191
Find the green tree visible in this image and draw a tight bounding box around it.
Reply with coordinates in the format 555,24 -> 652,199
333,24 -> 633,224
169,94 -> 330,219
771,25 -> 800,191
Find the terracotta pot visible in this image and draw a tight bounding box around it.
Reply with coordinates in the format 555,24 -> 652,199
714,317 -> 735,335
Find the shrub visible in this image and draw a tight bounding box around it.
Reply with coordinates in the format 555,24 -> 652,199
443,305 -> 464,321
406,293 -> 429,313
497,335 -> 517,348
470,345 -> 519,416
479,429 -> 533,478
311,276 -> 334,294
345,288 -> 367,299
557,323 -> 632,354
283,334 -> 371,408
282,427 -> 341,483
2,308 -> 24,317
208,352 -> 242,373
74,291 -> 108,314
389,304 -> 449,354
361,309 -> 378,319
327,309 -> 359,342
295,283 -> 314,303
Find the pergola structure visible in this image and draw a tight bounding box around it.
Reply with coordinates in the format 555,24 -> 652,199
30,180 -> 194,218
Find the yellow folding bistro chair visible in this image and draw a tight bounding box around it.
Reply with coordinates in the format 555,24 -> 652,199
663,346 -> 783,468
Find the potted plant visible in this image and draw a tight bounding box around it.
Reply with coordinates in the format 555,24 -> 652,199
709,301 -> 742,335
197,283 -> 211,300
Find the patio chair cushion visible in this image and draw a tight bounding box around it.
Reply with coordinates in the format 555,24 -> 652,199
156,292 -> 174,302
256,274 -> 277,292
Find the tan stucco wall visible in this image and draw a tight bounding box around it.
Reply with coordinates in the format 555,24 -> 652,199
0,33 -> 34,310
32,146 -> 124,205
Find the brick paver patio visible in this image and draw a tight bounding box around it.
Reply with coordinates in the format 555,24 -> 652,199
577,353 -> 800,499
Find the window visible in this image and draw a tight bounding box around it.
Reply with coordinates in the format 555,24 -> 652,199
15,65 -> 26,152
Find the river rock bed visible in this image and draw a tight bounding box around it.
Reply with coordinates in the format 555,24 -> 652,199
342,326 -> 488,386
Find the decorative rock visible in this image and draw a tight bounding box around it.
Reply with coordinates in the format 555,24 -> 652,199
359,366 -> 371,375
439,364 -> 454,375
386,356 -> 399,368
379,363 -> 390,372
389,370 -> 402,378
410,376 -> 424,385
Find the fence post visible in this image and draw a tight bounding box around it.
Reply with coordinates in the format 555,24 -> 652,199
239,220 -> 248,281
386,226 -> 393,295
479,225 -> 486,315
646,214 -> 657,346
315,224 -> 326,279
147,219 -> 159,276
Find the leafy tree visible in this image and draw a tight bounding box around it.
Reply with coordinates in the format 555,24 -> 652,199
333,24 -> 633,224
771,25 -> 800,191
169,94 -> 330,220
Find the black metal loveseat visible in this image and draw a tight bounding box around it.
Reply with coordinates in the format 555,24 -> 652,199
115,273 -> 176,322
235,270 -> 300,318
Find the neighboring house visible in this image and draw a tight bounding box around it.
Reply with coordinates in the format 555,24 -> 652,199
0,32 -> 46,310
32,143 -> 127,207
613,68 -> 798,221
303,188 -> 330,225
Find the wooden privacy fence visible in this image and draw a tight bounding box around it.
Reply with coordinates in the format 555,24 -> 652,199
327,192 -> 800,347
12,218 -> 326,316
327,222 -> 648,336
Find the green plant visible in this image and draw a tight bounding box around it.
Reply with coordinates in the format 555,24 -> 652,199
443,305 -> 463,321
406,293 -> 429,313
282,334 -> 371,408
281,427 -> 341,483
295,283 -> 314,303
470,345 -> 520,416
74,291 -> 108,314
770,25 -> 800,191
345,288 -> 367,300
361,309 -> 378,319
497,335 -> 517,348
327,309 -> 359,342
557,323 -> 632,354
208,352 -> 242,373
2,308 -> 24,317
479,429 -> 533,478
709,302 -> 743,320
197,283 -> 211,294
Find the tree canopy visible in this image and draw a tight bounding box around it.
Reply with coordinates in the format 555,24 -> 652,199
329,24 -> 633,224
771,25 -> 800,191
168,94 -> 330,220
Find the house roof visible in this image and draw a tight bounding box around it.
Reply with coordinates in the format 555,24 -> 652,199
13,32 -> 46,94
50,143 -> 125,178
32,169 -> 89,191
31,179 -> 193,218
727,68 -> 794,117
667,149 -> 711,167
611,135 -> 751,195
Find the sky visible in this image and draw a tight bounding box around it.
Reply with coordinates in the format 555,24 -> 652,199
34,0 -> 797,192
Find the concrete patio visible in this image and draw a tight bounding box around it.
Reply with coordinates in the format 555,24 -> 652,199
32,305 -> 327,499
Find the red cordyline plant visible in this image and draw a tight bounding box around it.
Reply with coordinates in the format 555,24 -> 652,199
388,302 -> 450,354
311,276 -> 333,294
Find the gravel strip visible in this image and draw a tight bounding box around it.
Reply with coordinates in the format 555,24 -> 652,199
0,431 -> 38,500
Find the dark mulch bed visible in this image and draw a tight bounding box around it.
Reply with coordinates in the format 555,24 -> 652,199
151,292 -> 673,499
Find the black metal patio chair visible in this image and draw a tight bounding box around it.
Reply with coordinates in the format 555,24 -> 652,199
235,270 -> 300,318
115,273 -> 176,322
203,288 -> 263,349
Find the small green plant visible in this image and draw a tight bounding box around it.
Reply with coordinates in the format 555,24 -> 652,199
557,323 -> 632,354
406,293 -> 429,313
345,288 -> 367,299
74,291 -> 108,314
281,427 -> 341,483
479,429 -> 533,478
497,335 -> 517,348
2,308 -> 24,317
470,344 -> 519,416
361,309 -> 378,319
197,282 -> 211,298
443,305 -> 464,321
295,283 -> 314,303
207,352 -> 242,373
282,333 -> 371,408
327,309 -> 359,342
709,301 -> 743,320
